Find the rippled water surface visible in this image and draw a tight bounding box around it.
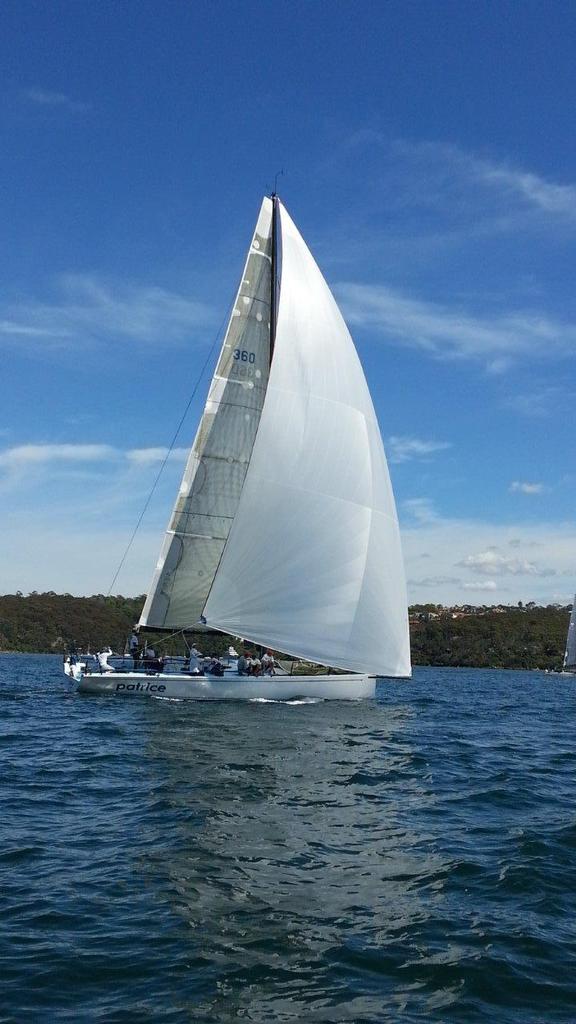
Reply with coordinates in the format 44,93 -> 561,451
2,655 -> 576,1022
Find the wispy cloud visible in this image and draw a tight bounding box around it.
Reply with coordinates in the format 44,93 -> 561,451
0,320 -> 67,338
505,385 -> 576,417
389,138 -> 576,221
402,498 -> 440,524
22,88 -> 91,114
473,158 -> 576,218
0,274 -> 214,348
0,444 -> 115,467
340,283 -> 576,367
386,435 -> 452,463
0,443 -> 188,471
510,481 -> 544,495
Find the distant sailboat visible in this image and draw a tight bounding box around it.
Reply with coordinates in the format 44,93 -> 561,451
563,596 -> 576,673
69,195 -> 411,699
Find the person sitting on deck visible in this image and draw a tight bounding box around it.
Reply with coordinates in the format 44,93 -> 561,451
261,650 -> 275,675
247,652 -> 261,676
142,646 -> 163,672
208,655 -> 225,677
237,653 -> 248,675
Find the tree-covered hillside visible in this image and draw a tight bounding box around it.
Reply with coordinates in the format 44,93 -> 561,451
0,593 -> 571,670
0,593 -> 146,654
410,605 -> 570,670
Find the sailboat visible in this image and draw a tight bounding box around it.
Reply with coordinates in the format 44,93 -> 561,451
562,595 -> 576,673
70,195 -> 411,700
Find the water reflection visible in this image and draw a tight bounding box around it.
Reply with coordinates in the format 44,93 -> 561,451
140,697 -> 447,1021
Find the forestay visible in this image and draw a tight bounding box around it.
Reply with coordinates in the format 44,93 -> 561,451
140,198 -> 273,630
204,200 -> 411,677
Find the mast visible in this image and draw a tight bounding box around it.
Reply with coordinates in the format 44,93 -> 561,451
270,193 -> 279,364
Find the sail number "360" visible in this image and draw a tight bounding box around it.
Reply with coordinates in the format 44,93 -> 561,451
233,349 -> 256,364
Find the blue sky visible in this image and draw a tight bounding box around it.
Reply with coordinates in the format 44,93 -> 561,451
1,0 -> 575,605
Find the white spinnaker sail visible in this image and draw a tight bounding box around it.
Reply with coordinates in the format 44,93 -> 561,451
564,596 -> 576,670
204,200 -> 411,677
139,198 -> 273,630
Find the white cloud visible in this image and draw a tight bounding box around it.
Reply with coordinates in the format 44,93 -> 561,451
478,161 -> 576,218
339,282 -> 576,366
402,498 -> 439,523
0,443 -> 189,473
457,550 -> 555,577
510,481 -> 544,495
0,444 -> 115,467
386,435 -> 451,463
0,274 -> 213,348
23,88 -> 91,114
0,320 -> 68,338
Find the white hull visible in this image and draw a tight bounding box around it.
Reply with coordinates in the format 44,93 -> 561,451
76,671 -> 376,700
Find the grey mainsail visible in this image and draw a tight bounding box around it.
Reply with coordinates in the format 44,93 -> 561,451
139,198 -> 273,630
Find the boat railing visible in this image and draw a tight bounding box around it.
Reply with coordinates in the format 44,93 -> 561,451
76,653 -> 243,676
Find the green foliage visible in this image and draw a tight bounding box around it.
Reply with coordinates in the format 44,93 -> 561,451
410,606 -> 570,670
0,593 -> 146,654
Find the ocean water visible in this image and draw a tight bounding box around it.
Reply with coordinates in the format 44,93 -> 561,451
2,656 -> 576,1023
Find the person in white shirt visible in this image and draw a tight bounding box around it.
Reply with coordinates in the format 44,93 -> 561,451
97,647 -> 115,672
261,650 -> 275,675
247,652 -> 261,676
188,647 -> 202,673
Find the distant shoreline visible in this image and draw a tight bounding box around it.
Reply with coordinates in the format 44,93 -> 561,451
0,593 -> 570,672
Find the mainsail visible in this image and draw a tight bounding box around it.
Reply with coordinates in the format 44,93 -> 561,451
139,198 -> 273,630
564,596 -> 576,671
203,200 -> 411,677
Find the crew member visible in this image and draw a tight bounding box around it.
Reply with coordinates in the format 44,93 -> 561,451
261,650 -> 275,675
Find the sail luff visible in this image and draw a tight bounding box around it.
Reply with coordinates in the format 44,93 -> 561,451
270,194 -> 279,362
139,198 -> 273,630
203,200 -> 411,677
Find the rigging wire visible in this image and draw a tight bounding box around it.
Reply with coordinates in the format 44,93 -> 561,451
105,305 -> 233,598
